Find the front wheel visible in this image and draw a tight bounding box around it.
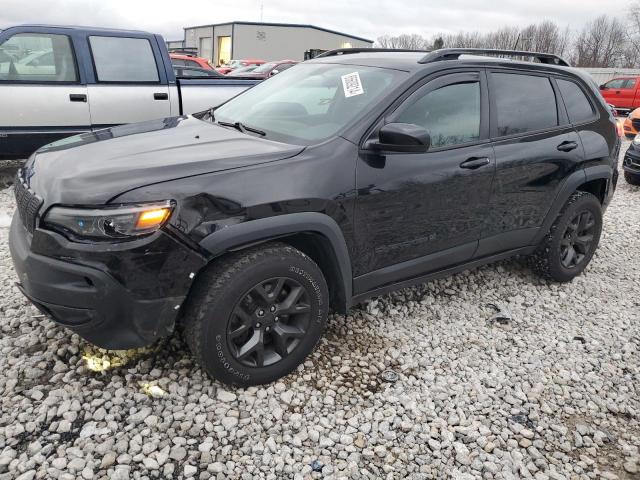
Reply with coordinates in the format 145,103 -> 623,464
183,242 -> 329,386
529,191 -> 602,282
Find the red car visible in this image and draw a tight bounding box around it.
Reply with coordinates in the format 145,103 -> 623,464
228,60 -> 298,79
170,53 -> 214,70
599,77 -> 640,114
216,58 -> 265,75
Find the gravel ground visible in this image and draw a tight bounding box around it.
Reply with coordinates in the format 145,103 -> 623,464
0,144 -> 638,480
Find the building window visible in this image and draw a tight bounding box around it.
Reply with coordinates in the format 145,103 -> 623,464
341,42 -> 352,49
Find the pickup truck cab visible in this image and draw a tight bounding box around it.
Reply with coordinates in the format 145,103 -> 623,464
0,25 -> 259,159
599,77 -> 640,114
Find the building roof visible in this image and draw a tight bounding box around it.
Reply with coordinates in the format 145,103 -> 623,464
183,21 -> 373,44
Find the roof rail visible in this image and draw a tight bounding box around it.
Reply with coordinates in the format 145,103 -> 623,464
419,48 -> 570,66
315,47 -> 429,58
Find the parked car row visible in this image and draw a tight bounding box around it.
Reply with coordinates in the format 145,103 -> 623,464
167,52 -> 298,79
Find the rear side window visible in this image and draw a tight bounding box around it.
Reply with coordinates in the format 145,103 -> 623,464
624,79 -> 637,89
0,33 -> 77,82
492,73 -> 558,136
89,36 -> 159,82
556,79 -> 595,124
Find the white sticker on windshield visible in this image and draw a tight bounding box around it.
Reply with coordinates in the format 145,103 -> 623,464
341,72 -> 364,98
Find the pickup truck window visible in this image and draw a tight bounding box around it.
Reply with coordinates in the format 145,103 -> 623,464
89,36 -> 159,82
0,33 -> 77,82
213,63 -> 406,145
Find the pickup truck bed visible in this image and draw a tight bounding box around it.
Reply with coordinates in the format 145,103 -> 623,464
0,25 -> 259,159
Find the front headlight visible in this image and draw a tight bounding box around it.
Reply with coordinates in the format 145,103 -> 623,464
634,134 -> 640,146
43,201 -> 174,240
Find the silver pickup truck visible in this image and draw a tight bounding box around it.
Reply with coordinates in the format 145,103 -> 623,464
0,25 -> 259,159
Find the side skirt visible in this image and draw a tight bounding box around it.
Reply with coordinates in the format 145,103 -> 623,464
348,246 -> 535,307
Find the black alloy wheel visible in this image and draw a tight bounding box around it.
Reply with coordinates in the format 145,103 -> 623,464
228,277 -> 311,368
559,211 -> 596,269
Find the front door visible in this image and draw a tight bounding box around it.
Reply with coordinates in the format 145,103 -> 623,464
0,30 -> 91,159
353,71 -> 495,292
86,35 -> 172,126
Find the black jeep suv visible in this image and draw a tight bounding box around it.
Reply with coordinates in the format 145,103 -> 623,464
623,135 -> 640,185
10,48 -> 620,386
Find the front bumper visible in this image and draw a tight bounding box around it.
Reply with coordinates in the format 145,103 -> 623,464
623,144 -> 640,174
9,212 -> 206,349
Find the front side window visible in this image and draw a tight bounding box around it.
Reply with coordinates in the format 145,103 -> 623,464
492,73 -> 558,136
89,36 -> 159,82
0,33 -> 77,82
394,81 -> 481,148
603,79 -> 626,89
214,63 -> 406,145
557,79 -> 595,124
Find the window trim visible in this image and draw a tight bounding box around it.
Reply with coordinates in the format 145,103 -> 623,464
88,35 -> 162,85
0,32 -> 81,85
487,69 -> 564,141
552,76 -> 598,127
362,69 -> 490,153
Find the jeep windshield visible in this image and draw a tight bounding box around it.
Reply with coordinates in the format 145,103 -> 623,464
212,63 -> 407,145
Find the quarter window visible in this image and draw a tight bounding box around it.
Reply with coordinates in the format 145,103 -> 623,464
0,33 -> 77,82
394,81 -> 481,148
557,79 -> 595,124
623,79 -> 637,89
492,73 -> 558,136
89,36 -> 159,82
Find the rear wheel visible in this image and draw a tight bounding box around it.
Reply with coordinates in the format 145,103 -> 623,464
624,170 -> 640,185
183,242 -> 329,386
529,191 -> 602,282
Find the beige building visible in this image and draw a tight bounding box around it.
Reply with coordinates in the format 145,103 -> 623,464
183,21 -> 373,65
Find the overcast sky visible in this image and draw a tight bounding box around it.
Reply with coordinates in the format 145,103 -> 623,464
0,0 -> 630,42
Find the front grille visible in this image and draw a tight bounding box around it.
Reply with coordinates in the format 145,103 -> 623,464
14,174 -> 43,233
632,119 -> 640,131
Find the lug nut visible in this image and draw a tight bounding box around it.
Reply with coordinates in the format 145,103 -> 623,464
257,309 -> 265,317
265,326 -> 270,332
269,305 -> 276,312
274,316 -> 279,322
256,322 -> 262,328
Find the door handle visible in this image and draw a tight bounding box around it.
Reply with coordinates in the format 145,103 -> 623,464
460,157 -> 490,169
153,93 -> 168,100
69,94 -> 87,102
557,141 -> 578,152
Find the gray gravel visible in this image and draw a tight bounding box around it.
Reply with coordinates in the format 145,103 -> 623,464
0,144 -> 639,480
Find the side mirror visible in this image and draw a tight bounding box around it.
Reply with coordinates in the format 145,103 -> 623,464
367,123 -> 431,153
599,84 -> 606,90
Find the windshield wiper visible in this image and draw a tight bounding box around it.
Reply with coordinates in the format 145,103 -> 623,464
217,120 -> 266,137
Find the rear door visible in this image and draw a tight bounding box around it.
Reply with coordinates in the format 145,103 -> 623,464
0,28 -> 90,159
86,35 -> 173,127
480,70 -> 584,257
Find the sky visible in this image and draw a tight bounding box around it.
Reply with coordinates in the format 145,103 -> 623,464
0,0 -> 630,42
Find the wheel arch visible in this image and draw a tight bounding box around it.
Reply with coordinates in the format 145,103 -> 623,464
533,166 -> 611,246
198,212 -> 353,313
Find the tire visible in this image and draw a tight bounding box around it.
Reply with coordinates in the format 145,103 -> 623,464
183,242 -> 329,387
624,170 -> 640,186
529,191 -> 602,282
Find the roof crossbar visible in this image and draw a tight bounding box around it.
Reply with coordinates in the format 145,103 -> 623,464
418,48 -> 570,66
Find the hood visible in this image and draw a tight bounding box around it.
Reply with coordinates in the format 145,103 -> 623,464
24,116 -> 304,207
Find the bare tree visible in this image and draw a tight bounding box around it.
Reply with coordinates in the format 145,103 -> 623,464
375,34 -> 428,49
574,15 -> 627,67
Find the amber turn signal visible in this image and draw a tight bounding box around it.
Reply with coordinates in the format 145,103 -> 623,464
136,208 -> 171,230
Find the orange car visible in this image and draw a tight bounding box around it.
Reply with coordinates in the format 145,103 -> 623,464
169,53 -> 214,70
622,108 -> 640,139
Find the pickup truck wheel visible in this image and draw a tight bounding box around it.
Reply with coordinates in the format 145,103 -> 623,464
624,170 -> 640,185
529,191 -> 602,282
183,242 -> 329,387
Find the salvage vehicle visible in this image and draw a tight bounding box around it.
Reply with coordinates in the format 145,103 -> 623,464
10,48 -> 620,386
623,134 -> 640,185
169,52 -> 214,70
0,25 -> 260,159
599,77 -> 640,115
216,58 -> 265,75
231,60 -> 298,79
621,108 -> 640,139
